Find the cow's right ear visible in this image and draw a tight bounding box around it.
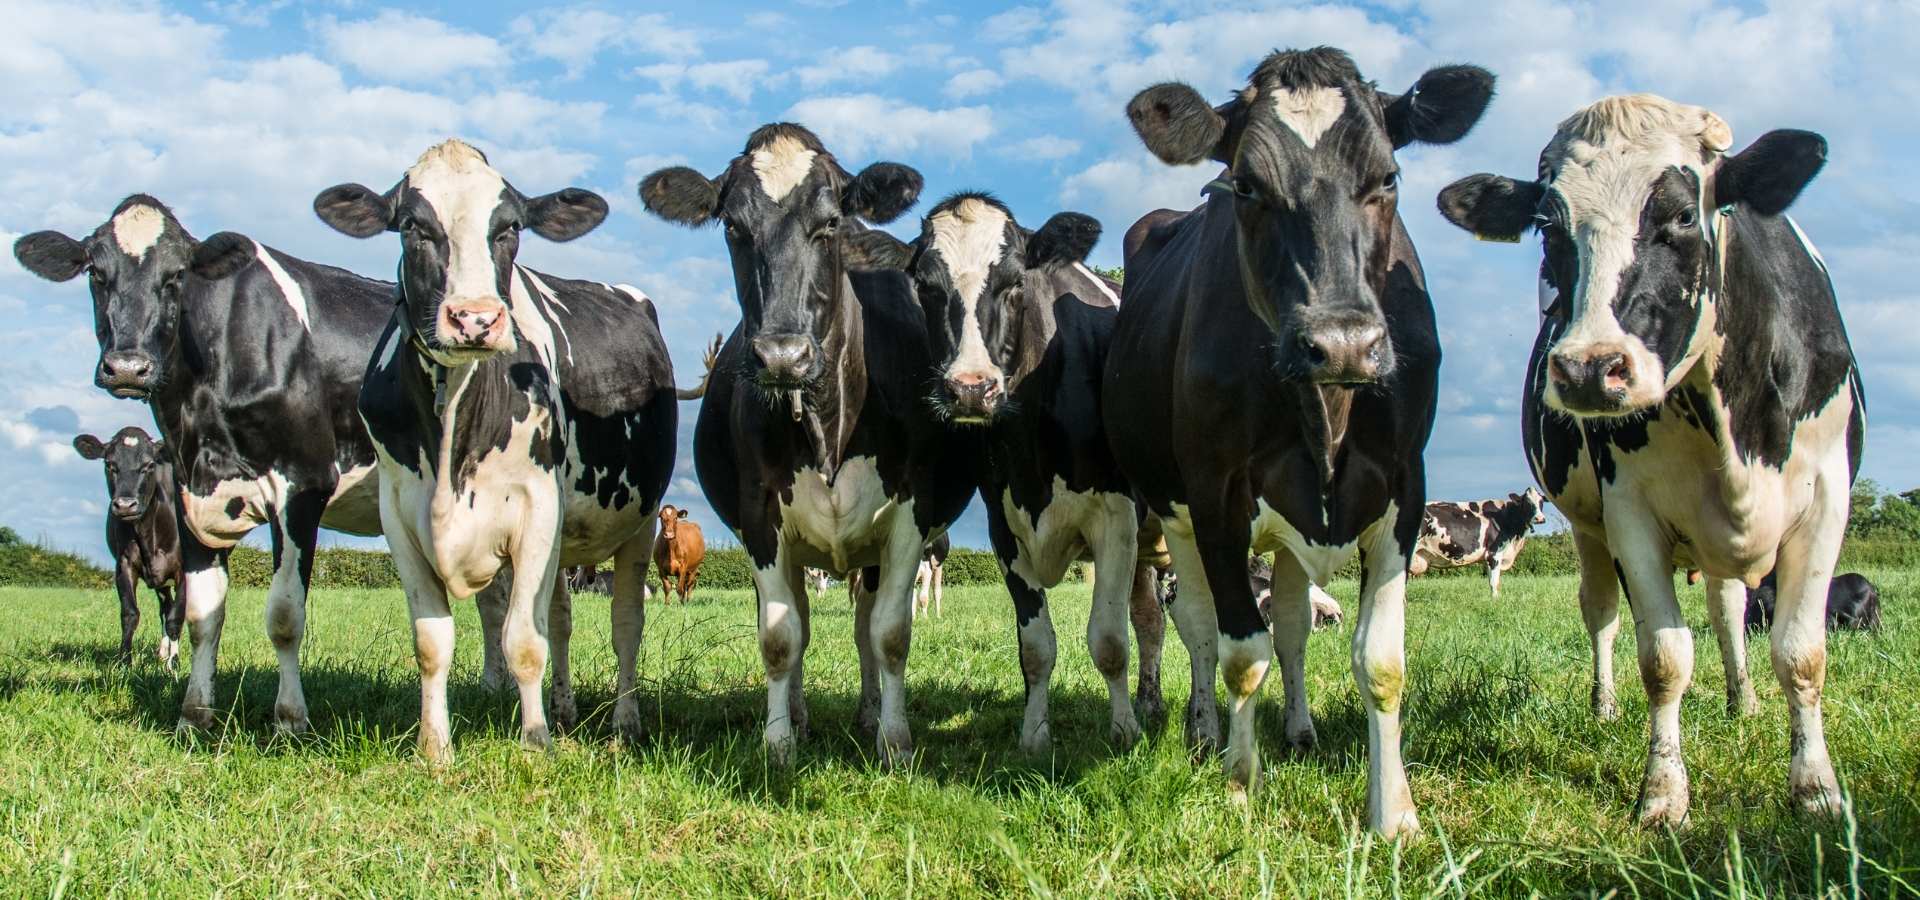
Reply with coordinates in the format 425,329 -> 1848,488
639,167 -> 721,227
1026,212 -> 1101,270
313,183 -> 393,239
1128,83 -> 1229,166
842,230 -> 913,272
14,231 -> 89,282
73,434 -> 105,460
189,232 -> 255,281
676,508 -> 690,520
1437,174 -> 1544,243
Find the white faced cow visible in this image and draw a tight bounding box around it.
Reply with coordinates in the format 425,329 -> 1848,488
1107,48 -> 1494,836
1439,94 -> 1863,825
315,140 -> 678,761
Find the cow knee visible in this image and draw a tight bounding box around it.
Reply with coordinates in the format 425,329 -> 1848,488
1091,633 -> 1128,681
760,616 -> 801,677
265,598 -> 303,647
1639,628 -> 1693,706
1771,638 -> 1826,706
1359,655 -> 1405,715
1220,641 -> 1269,701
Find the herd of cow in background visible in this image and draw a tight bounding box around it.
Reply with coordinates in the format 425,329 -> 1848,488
24,43 -> 1891,837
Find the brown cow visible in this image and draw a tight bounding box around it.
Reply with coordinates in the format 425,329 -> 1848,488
652,505 -> 706,602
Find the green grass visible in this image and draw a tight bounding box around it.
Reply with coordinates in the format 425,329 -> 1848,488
2,571 -> 1916,897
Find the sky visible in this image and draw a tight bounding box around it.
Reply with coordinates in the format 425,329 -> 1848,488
3,0 -> 1917,564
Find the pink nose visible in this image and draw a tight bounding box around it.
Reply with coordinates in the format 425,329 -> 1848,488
444,302 -> 505,345
944,371 -> 1002,416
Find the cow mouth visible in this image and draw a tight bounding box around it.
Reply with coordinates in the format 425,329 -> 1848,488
107,385 -> 152,400
111,507 -> 144,522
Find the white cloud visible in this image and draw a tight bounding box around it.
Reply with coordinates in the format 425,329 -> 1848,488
795,46 -> 903,89
982,6 -> 1047,43
945,68 -> 1004,99
783,95 -> 994,159
1008,135 -> 1081,160
636,59 -> 773,102
316,11 -> 506,83
508,7 -> 701,77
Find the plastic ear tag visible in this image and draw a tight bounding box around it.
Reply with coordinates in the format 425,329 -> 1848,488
1475,232 -> 1521,243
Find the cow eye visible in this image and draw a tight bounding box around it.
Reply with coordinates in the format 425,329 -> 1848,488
1381,171 -> 1400,191
1674,208 -> 1697,228
1232,177 -> 1259,199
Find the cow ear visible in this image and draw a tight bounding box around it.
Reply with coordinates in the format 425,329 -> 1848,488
842,229 -> 913,272
526,188 -> 609,242
73,434 -> 105,460
14,231 -> 89,282
1437,174 -> 1543,243
1128,82 -> 1230,165
844,163 -> 923,224
1714,129 -> 1827,216
639,167 -> 720,227
190,232 -> 255,281
1384,65 -> 1496,148
677,508 -> 689,519
1025,212 -> 1101,270
313,183 -> 393,239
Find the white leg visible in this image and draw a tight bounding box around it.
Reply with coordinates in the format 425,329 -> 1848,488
1004,560 -> 1058,755
176,557 -> 229,733
1704,576 -> 1760,717
1574,529 -> 1623,721
388,526 -> 455,765
1606,519 -> 1692,827
1086,506 -> 1142,748
1351,526 -> 1418,837
609,530 -> 652,741
1487,562 -> 1502,598
753,545 -> 807,765
1266,552 -> 1317,750
475,578 -> 511,691
869,511 -> 926,768
501,533 -> 559,753
1160,524 -> 1221,757
932,563 -> 943,617
1770,468 -> 1848,816
264,498 -> 321,736
547,572 -> 577,733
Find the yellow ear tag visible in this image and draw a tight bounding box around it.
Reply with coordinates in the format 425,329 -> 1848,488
1475,232 -> 1521,243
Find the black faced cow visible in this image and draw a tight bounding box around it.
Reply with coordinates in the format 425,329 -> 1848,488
11,195 -> 504,735
1410,487 -> 1547,595
73,427 -> 186,667
858,192 -> 1171,749
314,139 -> 677,761
1106,47 -> 1493,836
640,124 -> 977,767
1439,93 -> 1863,825
1747,572 -> 1881,634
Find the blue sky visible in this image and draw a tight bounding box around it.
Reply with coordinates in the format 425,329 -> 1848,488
3,0 -> 1916,563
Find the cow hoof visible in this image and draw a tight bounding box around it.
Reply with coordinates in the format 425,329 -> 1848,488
1019,722 -> 1052,756
611,701 -> 645,746
1634,760 -> 1690,828
272,709 -> 311,737
1791,770 -> 1844,817
1135,693 -> 1167,734
1110,716 -> 1142,751
765,725 -> 797,768
549,689 -> 579,735
878,740 -> 914,772
519,725 -> 552,753
174,712 -> 213,736
856,700 -> 880,738
1591,695 -> 1619,722
1374,809 -> 1422,840
1223,752 -> 1262,796
1730,689 -> 1761,719
1284,723 -> 1318,753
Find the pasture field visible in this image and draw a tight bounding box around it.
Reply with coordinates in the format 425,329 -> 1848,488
1,571 -> 1915,897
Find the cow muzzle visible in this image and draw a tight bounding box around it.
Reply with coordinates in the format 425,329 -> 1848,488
110,497 -> 143,520
438,299 -> 514,354
751,333 -> 819,387
1296,310 -> 1392,385
97,351 -> 158,398
942,370 -> 1004,423
1547,344 -> 1637,415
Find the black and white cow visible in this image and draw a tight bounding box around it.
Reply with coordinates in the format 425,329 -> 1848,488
1410,487 -> 1547,596
1747,572 -> 1881,634
73,426 -> 186,667
856,193 -> 1170,749
1439,94 -> 1863,824
314,140 -> 677,760
12,195 -> 461,734
639,124 -> 977,766
1106,48 -> 1493,835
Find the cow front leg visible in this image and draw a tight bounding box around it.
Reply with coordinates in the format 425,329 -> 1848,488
176,536 -> 229,733
1087,503 -> 1142,748
1128,560 -> 1167,733
264,490 -> 327,736
475,578 -> 511,691
1004,564 -> 1057,755
752,543 -> 808,766
1159,521 -> 1221,759
1352,525 -> 1419,838
1266,551 -> 1317,751
609,529 -> 653,742
156,584 -> 183,671
546,573 -> 577,734
868,510 -> 927,769
1769,472 -> 1848,816
114,558 -> 140,665
502,539 -> 560,753
390,529 -> 456,766
1608,522 -> 1693,828
1573,529 -> 1623,721
1703,576 -> 1760,717
851,567 -> 881,736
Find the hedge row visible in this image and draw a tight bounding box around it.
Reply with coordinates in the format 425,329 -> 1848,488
0,542 -> 112,590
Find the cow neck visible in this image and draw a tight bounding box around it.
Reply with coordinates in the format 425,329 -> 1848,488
1293,383 -> 1354,488
796,278 -> 866,479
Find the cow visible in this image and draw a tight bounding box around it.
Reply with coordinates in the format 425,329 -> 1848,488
804,567 -> 834,602
10,194 -> 519,735
1105,47 -> 1494,835
911,533 -> 949,620
73,427 -> 186,667
1747,572 -> 1881,634
1438,93 -> 1863,824
313,139 -> 677,761
639,123 -> 977,767
854,193 -> 1171,747
652,504 -> 706,602
1243,556 -> 1343,630
1409,487 -> 1548,596
566,565 -> 617,596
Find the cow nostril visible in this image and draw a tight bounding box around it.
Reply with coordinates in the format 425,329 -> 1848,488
1297,335 -> 1330,368
1603,355 -> 1631,388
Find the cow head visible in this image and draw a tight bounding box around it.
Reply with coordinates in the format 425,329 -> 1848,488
657,504 -> 689,541
1438,94 -> 1827,417
1511,486 -> 1548,525
314,139 -> 609,367
13,196 -> 250,399
639,123 -> 922,391
1126,48 -> 1493,384
74,427 -> 167,522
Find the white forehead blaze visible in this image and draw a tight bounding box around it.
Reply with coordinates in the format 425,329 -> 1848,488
111,205 -> 167,260
927,198 -> 1010,378
406,139 -> 509,302
750,135 -> 819,203
122,436 -> 138,447
1269,86 -> 1345,149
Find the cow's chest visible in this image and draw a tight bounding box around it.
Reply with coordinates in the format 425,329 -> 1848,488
998,479 -> 1129,586
1249,499 -> 1363,585
777,457 -> 900,572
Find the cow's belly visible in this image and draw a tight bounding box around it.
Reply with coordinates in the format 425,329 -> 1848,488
779,457 -> 900,573
180,475 -> 278,549
319,462 -> 382,536
1414,539 -> 1482,570
556,494 -> 649,568
998,480 -> 1130,587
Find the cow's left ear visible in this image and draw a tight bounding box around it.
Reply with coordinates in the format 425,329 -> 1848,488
73,434 -> 104,460
314,183 -> 394,239
1025,212 -> 1101,270
1437,174 -> 1543,243
14,231 -> 89,282
1384,65 -> 1496,149
842,230 -> 913,272
189,232 -> 255,281
843,163 -> 923,224
1714,129 -> 1827,216
676,508 -> 690,520
526,188 -> 609,242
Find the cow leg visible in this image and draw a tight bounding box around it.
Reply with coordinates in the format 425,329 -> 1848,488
609,529 -> 652,742
475,578 -> 511,691
784,562 -> 811,740
988,504 -> 1057,754
1769,474 -> 1848,816
264,490 -> 326,736
1353,522 -> 1419,838
546,573 -> 576,734
1703,576 -> 1760,717
852,568 -> 881,736
867,511 -> 925,769
502,534 -> 560,753
175,536 -> 229,733
114,558 -> 140,665
1159,523 -> 1221,758
1266,552 -> 1317,751
1574,529 -> 1623,721
388,525 -> 456,765
753,543 -> 808,766
1086,505 -> 1141,749
156,584 -> 183,671
1128,561 -> 1167,732
932,563 -> 943,617
1196,528 -> 1267,796
1486,561 -> 1502,598
1608,522 -> 1692,828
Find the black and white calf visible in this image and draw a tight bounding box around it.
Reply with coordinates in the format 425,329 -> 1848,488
14,195 -> 426,734
315,140 -> 677,760
1106,48 -> 1493,835
1439,94 -> 1864,824
857,193 -> 1168,750
1410,487 -> 1547,596
640,124 -> 977,766
1747,572 -> 1881,634
74,427 -> 186,667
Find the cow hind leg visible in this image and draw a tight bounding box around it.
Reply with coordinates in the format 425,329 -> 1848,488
609,529 -> 653,742
1610,526 -> 1694,828
175,540 -> 229,733
156,584 -> 183,671
1574,530 -> 1623,721
1128,561 -> 1167,733
1087,509 -> 1142,749
1266,552 -> 1317,751
1353,525 -> 1419,838
264,491 -> 326,736
852,567 -> 881,736
1160,524 -> 1222,759
1703,576 -> 1760,717
1770,482 -> 1847,817
115,561 -> 140,665
475,578 -> 511,691
546,573 -> 577,734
